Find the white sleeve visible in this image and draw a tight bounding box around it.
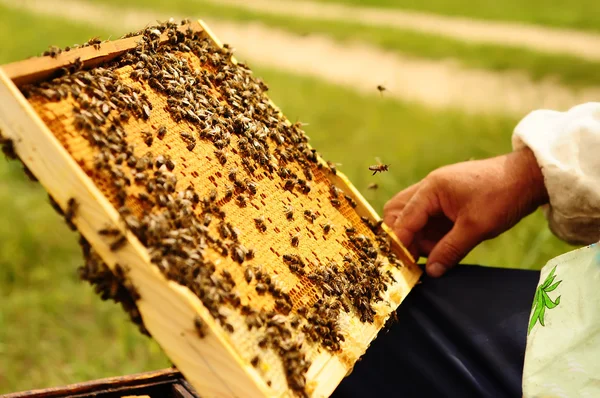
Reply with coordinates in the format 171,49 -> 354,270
512,102 -> 600,245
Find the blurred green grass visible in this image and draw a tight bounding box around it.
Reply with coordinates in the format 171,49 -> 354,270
0,2 -> 574,394
88,0 -> 600,89
312,0 -> 600,32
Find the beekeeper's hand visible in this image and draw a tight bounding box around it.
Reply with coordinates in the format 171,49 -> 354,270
383,148 -> 548,277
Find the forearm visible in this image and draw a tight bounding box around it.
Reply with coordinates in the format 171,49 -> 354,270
513,103 -> 600,245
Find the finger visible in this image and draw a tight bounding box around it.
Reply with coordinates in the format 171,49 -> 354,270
392,186 -> 440,248
383,182 -> 421,227
416,239 -> 436,256
425,221 -> 481,277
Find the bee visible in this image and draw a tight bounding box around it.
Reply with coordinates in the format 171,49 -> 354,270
223,185 -> 234,200
327,161 -> 340,175
244,266 -> 254,283
232,244 -> 247,263
228,168 -> 237,181
369,157 -> 390,175
165,157 -> 175,171
142,131 -> 153,147
284,205 -> 294,220
377,84 -> 386,95
109,235 -> 127,251
236,194 -> 248,207
258,337 -> 268,348
344,194 -> 358,208
254,266 -> 264,281
0,137 -> 17,160
214,149 -> 227,165
209,188 -> 218,202
65,198 -> 79,230
223,323 -> 234,334
186,142 -> 196,151
157,125 -> 167,140
246,181 -> 257,195
194,316 -> 207,338
368,183 -> 379,190
303,210 -> 316,223
155,155 -> 165,169
291,233 -> 300,247
254,216 -> 267,232
322,222 -> 332,234
180,131 -> 195,142
246,249 -> 255,260
218,221 -> 230,238
251,356 -> 259,367
255,283 -> 267,294
284,178 -> 295,191
300,182 -> 311,194
99,227 -> 120,236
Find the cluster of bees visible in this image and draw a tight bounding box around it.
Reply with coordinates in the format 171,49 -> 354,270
15,20 -> 402,396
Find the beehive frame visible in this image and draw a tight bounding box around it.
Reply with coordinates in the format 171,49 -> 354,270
0,20 -> 421,398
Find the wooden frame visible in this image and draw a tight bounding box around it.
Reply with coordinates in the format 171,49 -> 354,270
0,20 -> 421,398
2,368 -> 200,398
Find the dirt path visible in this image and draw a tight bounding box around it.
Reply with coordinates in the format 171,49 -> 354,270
4,0 -> 600,117
210,0 -> 600,62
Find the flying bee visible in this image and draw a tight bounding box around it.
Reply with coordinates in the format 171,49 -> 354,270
194,316 -> 207,338
377,84 -> 386,95
291,232 -> 300,247
254,216 -> 267,232
284,205 -> 294,220
369,157 -> 390,175
368,183 -> 379,190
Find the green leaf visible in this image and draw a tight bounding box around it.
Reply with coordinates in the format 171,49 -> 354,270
545,280 -> 562,292
539,302 -> 546,326
543,291 -> 561,309
528,292 -> 545,334
541,266 -> 558,288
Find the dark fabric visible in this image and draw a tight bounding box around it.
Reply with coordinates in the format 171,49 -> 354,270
332,264 -> 540,398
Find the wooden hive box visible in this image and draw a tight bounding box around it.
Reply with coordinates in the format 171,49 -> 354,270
0,19 -> 421,398
3,369 -> 199,398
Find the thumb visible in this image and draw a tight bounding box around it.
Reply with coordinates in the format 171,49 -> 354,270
425,221 -> 480,277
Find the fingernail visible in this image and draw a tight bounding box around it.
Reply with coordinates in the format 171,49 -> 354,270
427,262 -> 446,277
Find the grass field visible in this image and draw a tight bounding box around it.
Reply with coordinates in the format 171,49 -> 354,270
0,0 -> 578,394
313,0 -> 600,32
86,0 -> 600,90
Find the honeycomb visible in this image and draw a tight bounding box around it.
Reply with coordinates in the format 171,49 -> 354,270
16,20 -> 420,397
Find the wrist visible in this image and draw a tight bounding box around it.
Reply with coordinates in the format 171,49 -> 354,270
515,147 -> 549,208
